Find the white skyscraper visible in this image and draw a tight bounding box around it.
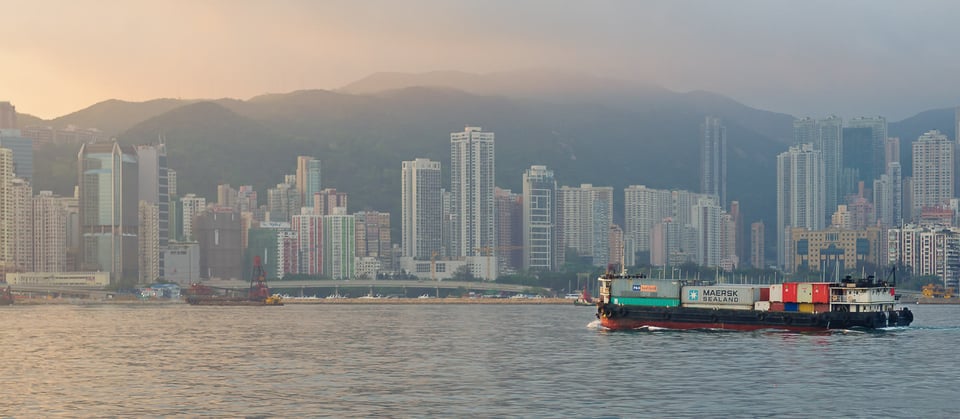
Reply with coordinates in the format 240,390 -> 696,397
33,191 -> 67,273
181,194 -> 206,241
10,177 -> 32,272
777,143 -> 825,270
401,158 -> 442,259
692,196 -> 723,267
818,116 -> 843,222
522,165 -> 558,271
558,184 -> 614,266
623,185 -> 673,266
911,130 -> 953,220
450,126 -> 495,257
701,116 -> 727,208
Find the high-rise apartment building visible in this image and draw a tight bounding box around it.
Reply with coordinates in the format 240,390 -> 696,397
323,208 -> 355,279
354,211 -> 392,271
266,180 -> 299,223
911,130 -> 953,220
701,116 -> 727,209
10,178 -> 32,272
137,143 -> 169,278
623,185 -> 673,266
180,194 -> 207,241
217,183 -> 237,210
776,143 -> 825,271
401,158 -> 442,259
522,165 -> 558,271
296,156 -> 322,206
494,188 -> 523,271
846,116 -> 887,182
292,213 -> 323,275
450,126 -> 495,257
0,102 -> 16,129
793,117 -> 818,145
313,188 -> 348,216
167,169 -> 177,197
0,129 -> 33,182
138,201 -> 160,283
33,191 -> 67,272
78,142 -> 139,285
692,196 -> 723,267
819,116 -> 843,222
750,221 -> 765,269
558,184 -> 614,266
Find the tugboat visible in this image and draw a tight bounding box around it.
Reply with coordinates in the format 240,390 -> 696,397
573,286 -> 594,306
0,285 -> 13,305
596,270 -> 913,331
186,256 -> 283,306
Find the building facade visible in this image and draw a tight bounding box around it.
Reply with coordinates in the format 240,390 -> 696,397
78,142 -> 139,285
776,143 -> 825,271
701,116 -> 727,209
450,126 -> 495,257
401,158 -> 442,260
522,165 -> 558,271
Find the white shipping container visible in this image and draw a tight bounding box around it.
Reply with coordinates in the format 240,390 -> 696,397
798,283 -> 814,303
770,284 -> 784,302
754,301 -> 771,311
681,303 -> 754,311
681,285 -> 762,306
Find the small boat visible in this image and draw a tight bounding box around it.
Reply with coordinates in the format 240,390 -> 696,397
0,285 -> 13,306
573,286 -> 594,306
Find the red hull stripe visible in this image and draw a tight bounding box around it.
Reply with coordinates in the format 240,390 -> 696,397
600,318 -> 826,332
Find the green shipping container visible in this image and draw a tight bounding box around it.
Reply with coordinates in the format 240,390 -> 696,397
611,297 -> 680,307
610,278 -> 681,299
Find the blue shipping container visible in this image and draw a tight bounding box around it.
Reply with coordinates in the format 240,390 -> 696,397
784,302 -> 799,312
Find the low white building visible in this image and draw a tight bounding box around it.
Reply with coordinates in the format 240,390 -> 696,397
6,272 -> 111,287
398,256 -> 498,281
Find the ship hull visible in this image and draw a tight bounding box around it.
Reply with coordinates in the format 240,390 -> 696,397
597,304 -> 912,332
186,297 -> 282,306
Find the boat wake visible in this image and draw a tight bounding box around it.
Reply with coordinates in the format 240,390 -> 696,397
586,319 -> 604,330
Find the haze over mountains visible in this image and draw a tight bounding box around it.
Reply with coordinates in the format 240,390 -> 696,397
29,70 -> 960,242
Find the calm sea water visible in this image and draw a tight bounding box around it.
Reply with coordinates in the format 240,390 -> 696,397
1,303 -> 958,417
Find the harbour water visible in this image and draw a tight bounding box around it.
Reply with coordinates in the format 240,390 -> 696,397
2,303 -> 958,417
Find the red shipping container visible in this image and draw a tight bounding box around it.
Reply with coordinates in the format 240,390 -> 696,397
813,303 -> 830,313
782,282 -> 798,303
769,302 -> 785,312
811,283 -> 831,304
760,287 -> 770,301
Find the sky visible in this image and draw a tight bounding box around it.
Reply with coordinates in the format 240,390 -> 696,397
2,0 -> 959,120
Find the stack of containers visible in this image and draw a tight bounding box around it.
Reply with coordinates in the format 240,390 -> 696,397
769,284 -> 784,312
754,286 -> 771,311
811,283 -> 831,313
782,282 -> 799,312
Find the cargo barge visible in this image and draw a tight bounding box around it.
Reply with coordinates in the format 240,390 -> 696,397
186,256 -> 283,306
596,273 -> 912,331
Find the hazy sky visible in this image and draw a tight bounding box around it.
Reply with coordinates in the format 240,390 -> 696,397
2,0 -> 958,120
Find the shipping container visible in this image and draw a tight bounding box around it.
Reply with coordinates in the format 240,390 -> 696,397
611,296 -> 679,307
782,283 -> 798,303
681,285 -> 762,306
611,278 -> 681,299
784,302 -> 799,312
770,284 -> 783,302
799,302 -> 814,313
754,301 -> 771,311
682,303 -> 753,311
798,283 -> 813,303
813,303 -> 830,313
769,302 -> 785,312
759,287 -> 770,301
812,283 -> 831,303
